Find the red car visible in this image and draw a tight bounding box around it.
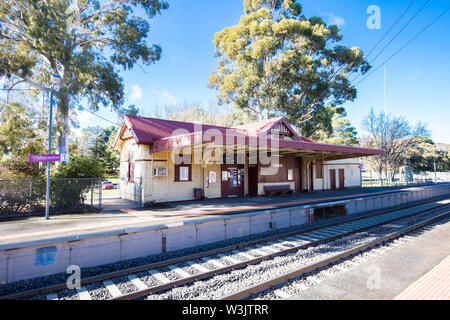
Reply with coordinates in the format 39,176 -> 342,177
102,181 -> 114,190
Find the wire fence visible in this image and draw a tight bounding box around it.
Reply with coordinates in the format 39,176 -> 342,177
0,178 -> 102,218
362,171 -> 450,187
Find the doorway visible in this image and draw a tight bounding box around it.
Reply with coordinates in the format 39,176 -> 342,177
295,157 -> 302,193
330,169 -> 336,190
339,169 -> 345,189
221,164 -> 245,198
248,165 -> 258,196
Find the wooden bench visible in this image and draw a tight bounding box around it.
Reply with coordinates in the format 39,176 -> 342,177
263,185 -> 294,197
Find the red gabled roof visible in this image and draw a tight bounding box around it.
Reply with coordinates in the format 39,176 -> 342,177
232,117 -> 310,142
115,115 -> 383,159
124,115 -> 247,144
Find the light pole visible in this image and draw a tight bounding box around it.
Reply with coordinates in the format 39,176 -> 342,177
45,74 -> 62,220
433,149 -> 437,183
404,147 -> 408,186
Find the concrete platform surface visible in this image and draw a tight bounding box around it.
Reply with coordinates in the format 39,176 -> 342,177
395,255 -> 450,300
288,217 -> 450,300
0,183 -> 447,249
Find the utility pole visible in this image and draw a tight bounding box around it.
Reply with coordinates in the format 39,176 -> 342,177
434,149 -> 437,183
384,66 -> 387,114
404,147 -> 408,186
44,75 -> 62,221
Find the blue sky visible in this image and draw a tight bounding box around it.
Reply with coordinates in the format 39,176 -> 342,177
79,0 -> 450,143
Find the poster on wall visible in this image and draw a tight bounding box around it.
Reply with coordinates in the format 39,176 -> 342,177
208,171 -> 217,184
222,171 -> 228,181
229,168 -> 238,187
238,169 -> 245,185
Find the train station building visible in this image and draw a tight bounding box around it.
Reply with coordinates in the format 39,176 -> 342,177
112,116 -> 383,205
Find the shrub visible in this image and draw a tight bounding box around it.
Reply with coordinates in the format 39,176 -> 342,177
50,156 -> 104,211
0,179 -> 45,215
53,156 -> 105,179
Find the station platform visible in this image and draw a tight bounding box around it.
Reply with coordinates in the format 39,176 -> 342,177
0,183 -> 448,249
395,255 -> 450,300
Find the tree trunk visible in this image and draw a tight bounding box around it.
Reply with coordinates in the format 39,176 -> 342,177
55,87 -> 70,161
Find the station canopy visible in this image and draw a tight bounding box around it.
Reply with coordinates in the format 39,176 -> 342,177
113,116 -> 383,161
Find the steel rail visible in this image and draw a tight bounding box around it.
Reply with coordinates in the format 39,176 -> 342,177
1,198 -> 447,300
221,211 -> 450,300
109,204 -> 449,300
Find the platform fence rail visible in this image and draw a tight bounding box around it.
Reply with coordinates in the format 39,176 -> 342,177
362,170 -> 450,187
0,178 -> 102,217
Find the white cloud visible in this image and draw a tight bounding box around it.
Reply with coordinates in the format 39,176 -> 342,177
326,13 -> 346,27
130,84 -> 144,101
155,90 -> 177,105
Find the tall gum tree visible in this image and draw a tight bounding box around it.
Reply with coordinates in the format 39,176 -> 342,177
0,0 -> 168,155
209,0 -> 370,133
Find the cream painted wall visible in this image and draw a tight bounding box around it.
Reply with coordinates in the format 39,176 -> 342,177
313,158 -> 361,190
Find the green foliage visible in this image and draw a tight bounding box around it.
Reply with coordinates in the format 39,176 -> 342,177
53,155 -> 104,179
51,155 -> 103,210
0,0 -> 168,155
0,157 -> 44,178
406,138 -> 450,172
0,179 -> 45,215
0,102 -> 46,158
209,0 -> 370,130
166,102 -> 257,127
307,106 -> 359,146
70,126 -> 119,173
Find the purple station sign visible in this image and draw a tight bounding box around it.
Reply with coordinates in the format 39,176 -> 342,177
28,154 -> 61,163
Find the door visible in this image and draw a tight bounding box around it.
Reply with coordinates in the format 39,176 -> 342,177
309,162 -> 314,192
330,169 -> 336,190
248,165 -> 258,196
339,169 -> 345,189
221,164 -> 245,198
295,158 -> 302,193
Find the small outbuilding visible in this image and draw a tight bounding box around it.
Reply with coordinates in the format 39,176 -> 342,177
112,116 -> 382,205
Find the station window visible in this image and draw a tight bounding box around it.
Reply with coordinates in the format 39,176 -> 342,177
287,168 -> 294,181
316,160 -> 323,179
174,164 -> 192,182
128,153 -> 134,183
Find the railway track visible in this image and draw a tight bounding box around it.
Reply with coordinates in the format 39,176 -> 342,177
224,210 -> 450,300
1,199 -> 449,300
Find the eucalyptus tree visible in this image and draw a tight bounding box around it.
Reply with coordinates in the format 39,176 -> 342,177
0,0 -> 168,155
209,0 -> 370,131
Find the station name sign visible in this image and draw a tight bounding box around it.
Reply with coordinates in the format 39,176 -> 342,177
28,154 -> 61,163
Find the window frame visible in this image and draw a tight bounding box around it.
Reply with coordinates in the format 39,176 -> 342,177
315,160 -> 323,179
174,163 -> 192,182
